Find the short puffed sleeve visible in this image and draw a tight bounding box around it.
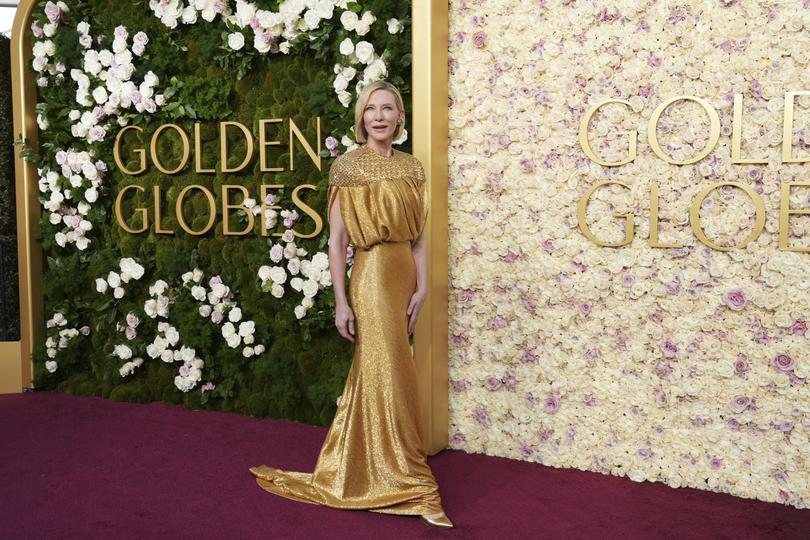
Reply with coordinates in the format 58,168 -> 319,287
415,161 -> 429,236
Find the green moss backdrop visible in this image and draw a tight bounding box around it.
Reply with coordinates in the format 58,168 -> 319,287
26,0 -> 412,425
0,34 -> 20,342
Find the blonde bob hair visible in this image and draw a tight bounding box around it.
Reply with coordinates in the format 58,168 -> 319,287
353,80 -> 406,143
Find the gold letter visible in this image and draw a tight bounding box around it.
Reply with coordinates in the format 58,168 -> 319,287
176,185 -> 216,236
779,182 -> 810,252
648,96 -> 720,165
578,99 -> 637,167
114,185 -> 148,233
153,185 -> 174,235
150,124 -> 190,174
113,126 -> 147,175
259,184 -> 284,236
576,181 -> 634,247
689,182 -> 765,251
291,184 -> 324,239
220,121 -> 254,173
731,94 -> 768,164
782,91 -> 810,163
259,119 -> 284,172
649,181 -> 682,248
289,117 -> 322,172
194,122 -> 216,173
221,185 -> 255,236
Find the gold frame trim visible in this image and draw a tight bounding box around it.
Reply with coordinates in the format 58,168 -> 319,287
412,0 -> 449,454
9,0 -> 450,454
6,0 -> 41,394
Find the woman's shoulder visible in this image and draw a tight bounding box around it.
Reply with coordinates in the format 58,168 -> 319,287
392,150 -> 426,182
328,150 -> 360,186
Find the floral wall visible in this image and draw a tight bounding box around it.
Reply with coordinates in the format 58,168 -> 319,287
447,1 -> 810,508
27,0 -> 411,426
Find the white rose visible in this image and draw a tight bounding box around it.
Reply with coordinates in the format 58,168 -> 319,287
191,286 -> 206,301
258,265 -> 272,282
269,266 -> 287,284
238,321 -> 255,337
302,279 -> 319,298
228,32 -> 245,51
354,41 -> 374,64
222,322 -> 236,339
107,271 -> 121,288
337,90 -> 352,107
294,305 -> 306,319
45,360 -> 58,373
340,10 -> 358,31
387,18 -> 402,34
270,283 -> 284,298
229,307 -> 243,322
95,278 -> 108,293
113,287 -> 125,299
242,346 -> 254,358
84,186 -> 98,203
226,334 -> 241,348
92,86 -> 108,104
339,38 -> 354,56
114,344 -> 132,360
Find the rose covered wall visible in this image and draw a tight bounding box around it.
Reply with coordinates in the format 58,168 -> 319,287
446,1 -> 810,508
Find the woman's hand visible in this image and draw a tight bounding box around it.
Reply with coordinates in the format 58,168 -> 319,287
407,287 -> 427,335
335,302 -> 355,342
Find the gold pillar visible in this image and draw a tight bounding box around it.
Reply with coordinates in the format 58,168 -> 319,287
5,0 -> 41,394
412,0 -> 450,454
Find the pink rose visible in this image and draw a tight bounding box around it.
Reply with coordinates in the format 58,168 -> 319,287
543,394 -> 560,414
660,339 -> 678,358
484,376 -> 501,391
472,31 -> 487,48
729,396 -> 751,414
44,2 -> 62,23
723,287 -> 747,310
771,353 -> 796,372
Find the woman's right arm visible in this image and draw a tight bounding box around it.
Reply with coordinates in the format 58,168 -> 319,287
328,195 -> 355,342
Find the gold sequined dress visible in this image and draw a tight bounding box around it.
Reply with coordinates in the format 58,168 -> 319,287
249,144 -> 442,516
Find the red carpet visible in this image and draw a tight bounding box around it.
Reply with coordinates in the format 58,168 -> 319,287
0,391 -> 807,539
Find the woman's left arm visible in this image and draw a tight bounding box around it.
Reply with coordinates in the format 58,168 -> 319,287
407,233 -> 428,334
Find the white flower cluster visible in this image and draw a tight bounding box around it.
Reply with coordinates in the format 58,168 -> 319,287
144,321 -> 205,391
43,312 -> 89,373
30,2 -> 69,87
182,269 -> 265,358
145,321 -> 181,362
149,0 -> 228,29
119,357 -> 144,377
335,10 -> 389,103
113,343 -> 145,378
144,280 -> 171,318
258,211 -> 332,319
151,0 -> 358,53
95,258 -> 146,299
175,353 -> 205,392
71,24 -> 164,140
37,149 -> 106,250
31,6 -> 166,250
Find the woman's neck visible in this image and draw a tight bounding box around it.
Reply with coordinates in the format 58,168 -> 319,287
364,139 -> 394,157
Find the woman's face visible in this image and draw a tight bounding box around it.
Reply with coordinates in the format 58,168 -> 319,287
363,89 -> 403,145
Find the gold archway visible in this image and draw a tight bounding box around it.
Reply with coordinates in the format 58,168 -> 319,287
4,0 -> 449,454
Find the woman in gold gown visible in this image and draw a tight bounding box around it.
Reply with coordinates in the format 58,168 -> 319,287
249,81 -> 453,529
